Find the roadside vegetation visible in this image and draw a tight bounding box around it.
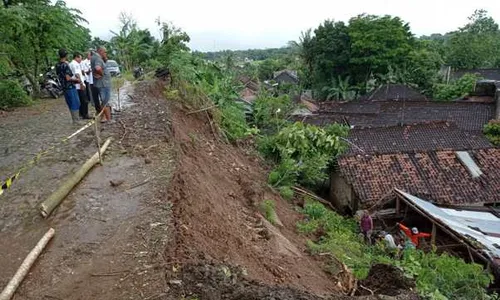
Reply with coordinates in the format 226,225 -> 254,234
298,200 -> 496,300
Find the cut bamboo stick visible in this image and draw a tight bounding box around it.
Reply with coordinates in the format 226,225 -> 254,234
0,228 -> 55,300
39,138 -> 112,218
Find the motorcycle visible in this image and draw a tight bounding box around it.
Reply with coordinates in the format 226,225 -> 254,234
133,66 -> 144,79
39,66 -> 63,99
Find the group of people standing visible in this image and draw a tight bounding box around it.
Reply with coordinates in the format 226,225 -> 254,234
56,46 -> 113,124
359,210 -> 431,255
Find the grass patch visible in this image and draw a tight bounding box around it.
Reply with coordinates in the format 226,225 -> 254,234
120,71 -> 135,82
260,200 -> 277,225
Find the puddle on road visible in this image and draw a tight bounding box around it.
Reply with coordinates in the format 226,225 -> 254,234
52,155 -> 149,243
110,81 -> 135,112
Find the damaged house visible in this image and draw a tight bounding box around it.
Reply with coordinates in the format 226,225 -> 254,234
297,84 -> 499,212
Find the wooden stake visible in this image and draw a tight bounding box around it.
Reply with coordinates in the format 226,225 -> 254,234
0,228 -> 55,300
39,138 -> 112,218
94,118 -> 102,164
431,223 -> 437,247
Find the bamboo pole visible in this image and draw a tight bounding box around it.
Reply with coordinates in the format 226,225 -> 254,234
0,228 -> 55,300
39,138 -> 112,218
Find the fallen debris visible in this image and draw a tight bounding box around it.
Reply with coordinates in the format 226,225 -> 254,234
110,179 -> 125,187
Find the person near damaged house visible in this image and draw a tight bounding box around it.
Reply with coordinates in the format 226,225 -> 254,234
69,52 -> 90,119
91,46 -> 112,123
360,210 -> 374,244
56,48 -> 82,124
397,223 -> 431,247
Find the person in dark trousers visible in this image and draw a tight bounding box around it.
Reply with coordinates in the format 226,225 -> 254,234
82,50 -> 101,114
91,46 -> 112,123
69,52 -> 90,119
360,210 -> 374,244
55,48 -> 82,124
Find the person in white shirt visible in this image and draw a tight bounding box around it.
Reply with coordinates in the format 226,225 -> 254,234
379,231 -> 398,249
69,52 -> 90,119
82,51 -> 101,114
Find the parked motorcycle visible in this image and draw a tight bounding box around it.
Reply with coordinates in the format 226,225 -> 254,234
39,66 -> 63,99
133,66 -> 144,79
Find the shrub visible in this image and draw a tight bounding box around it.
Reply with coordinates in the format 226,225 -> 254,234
267,158 -> 299,187
433,73 -> 480,101
266,122 -> 349,188
219,103 -> 249,141
279,186 -> 294,200
253,94 -> 293,131
259,200 -> 277,224
484,120 -> 500,146
0,80 -> 32,109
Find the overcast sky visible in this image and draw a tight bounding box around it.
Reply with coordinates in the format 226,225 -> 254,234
65,0 -> 500,52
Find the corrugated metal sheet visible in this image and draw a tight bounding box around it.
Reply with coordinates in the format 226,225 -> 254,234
397,190 -> 500,260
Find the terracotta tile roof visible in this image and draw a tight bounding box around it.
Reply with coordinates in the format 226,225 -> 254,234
314,101 -> 495,131
338,148 -> 500,206
360,84 -> 428,102
346,122 -> 492,155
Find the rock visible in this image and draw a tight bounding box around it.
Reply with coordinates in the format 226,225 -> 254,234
110,180 -> 125,187
144,157 -> 152,164
168,280 -> 182,286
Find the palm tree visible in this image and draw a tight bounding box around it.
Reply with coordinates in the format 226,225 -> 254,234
322,76 -> 356,101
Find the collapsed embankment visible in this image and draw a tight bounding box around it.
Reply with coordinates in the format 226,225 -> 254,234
160,89 -> 419,299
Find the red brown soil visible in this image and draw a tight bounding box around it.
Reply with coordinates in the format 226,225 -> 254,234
164,100 -> 343,296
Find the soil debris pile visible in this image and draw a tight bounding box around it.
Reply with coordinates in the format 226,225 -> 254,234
166,262 -> 328,300
357,264 -> 416,297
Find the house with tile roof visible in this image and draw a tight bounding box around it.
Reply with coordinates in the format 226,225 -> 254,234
332,148 -> 500,212
314,94 -> 500,212
359,83 -> 427,102
273,70 -> 299,85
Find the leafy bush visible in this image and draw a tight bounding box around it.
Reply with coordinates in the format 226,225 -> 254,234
253,94 -> 293,131
0,80 -> 31,109
264,122 -> 349,188
298,200 -> 494,299
219,103 -> 249,141
397,250 -> 493,300
279,186 -> 294,200
484,120 -> 500,146
267,158 -> 299,187
433,73 -> 480,101
260,200 -> 277,224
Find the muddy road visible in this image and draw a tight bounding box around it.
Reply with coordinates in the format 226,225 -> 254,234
0,81 -> 174,299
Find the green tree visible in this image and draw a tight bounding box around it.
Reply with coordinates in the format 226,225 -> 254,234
0,0 -> 90,96
348,14 -> 414,90
157,19 -> 190,66
311,20 -> 350,95
446,10 -> 500,69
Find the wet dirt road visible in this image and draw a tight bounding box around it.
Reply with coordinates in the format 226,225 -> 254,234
0,81 -> 174,299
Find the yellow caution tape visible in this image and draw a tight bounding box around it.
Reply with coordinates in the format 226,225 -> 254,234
0,118 -> 97,196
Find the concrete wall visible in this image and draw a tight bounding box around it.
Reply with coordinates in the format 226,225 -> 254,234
329,172 -> 357,213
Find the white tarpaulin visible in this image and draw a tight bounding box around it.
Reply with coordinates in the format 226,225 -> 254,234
396,189 -> 500,261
